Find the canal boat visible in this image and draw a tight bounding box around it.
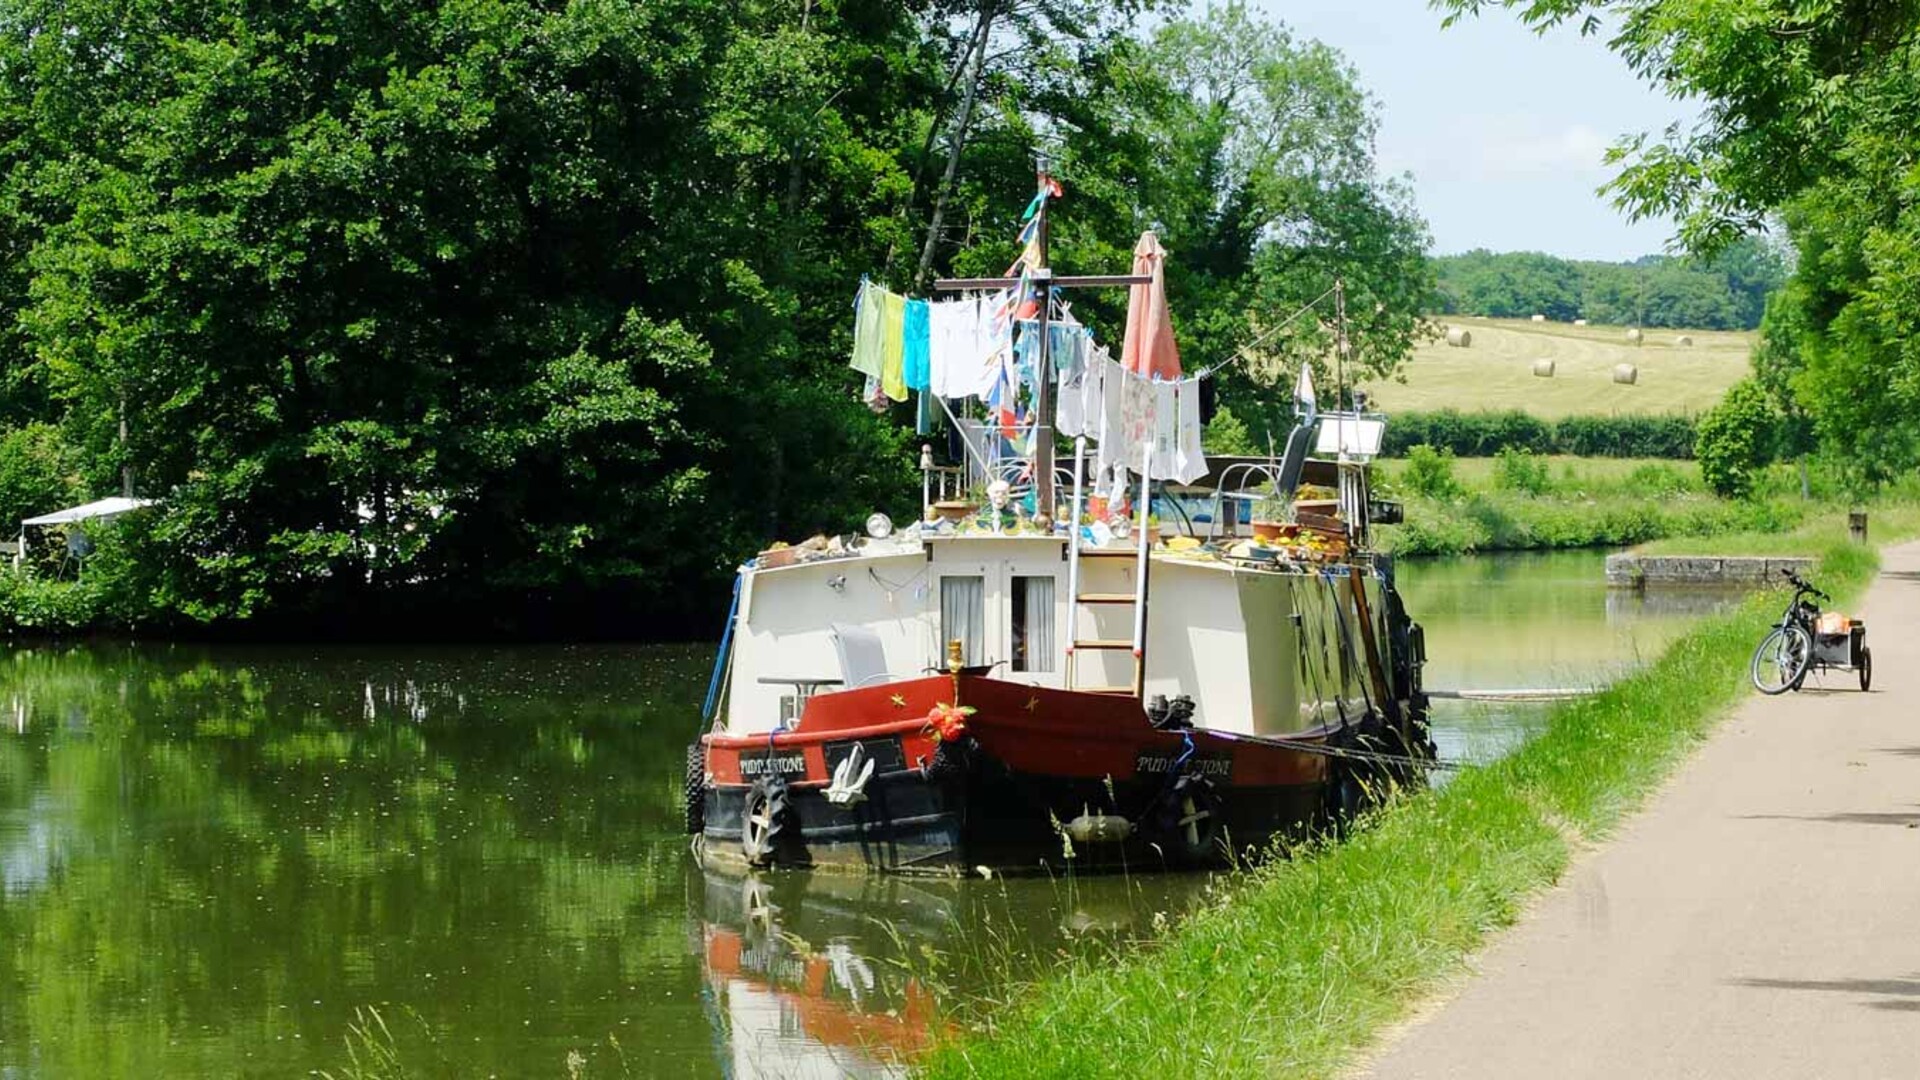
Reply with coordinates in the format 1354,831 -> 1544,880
688,174 -> 1432,875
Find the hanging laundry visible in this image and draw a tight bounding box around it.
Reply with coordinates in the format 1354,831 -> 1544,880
1012,321 -> 1040,387
1049,323 -> 1088,376
879,288 -> 908,401
931,294 -> 1007,400
1056,362 -> 1088,438
849,279 -> 887,381
1093,352 -> 1126,479
926,298 -> 964,398
1151,380 -> 1179,480
1173,379 -> 1209,484
903,299 -> 931,392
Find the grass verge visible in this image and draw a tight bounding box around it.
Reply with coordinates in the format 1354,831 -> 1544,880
1632,503 -> 1920,557
918,537 -> 1883,1079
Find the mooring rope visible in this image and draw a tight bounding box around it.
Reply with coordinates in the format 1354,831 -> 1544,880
1257,734 -> 1467,772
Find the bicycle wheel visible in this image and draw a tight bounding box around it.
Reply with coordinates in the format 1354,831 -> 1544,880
1751,625 -> 1812,695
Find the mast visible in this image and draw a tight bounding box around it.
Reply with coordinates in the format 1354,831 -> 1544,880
1033,165 -> 1055,518
931,166 -> 1149,523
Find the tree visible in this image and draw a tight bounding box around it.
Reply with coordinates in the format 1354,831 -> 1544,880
0,0 -> 933,627
1054,2 -> 1435,434
1695,379 -> 1778,498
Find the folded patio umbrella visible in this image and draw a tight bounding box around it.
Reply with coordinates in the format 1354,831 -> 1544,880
1120,231 -> 1181,381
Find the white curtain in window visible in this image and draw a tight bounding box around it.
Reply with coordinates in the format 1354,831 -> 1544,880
1017,576 -> 1056,672
941,576 -> 986,666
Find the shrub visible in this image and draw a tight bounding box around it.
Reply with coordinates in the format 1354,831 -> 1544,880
1203,404 -> 1260,455
0,423 -> 86,527
1623,462 -> 1697,498
1493,446 -> 1552,495
1382,410 -> 1698,459
1694,379 -> 1778,498
0,573 -> 105,634
1401,444 -> 1463,499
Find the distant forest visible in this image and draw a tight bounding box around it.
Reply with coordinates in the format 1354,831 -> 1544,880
1431,238 -> 1788,330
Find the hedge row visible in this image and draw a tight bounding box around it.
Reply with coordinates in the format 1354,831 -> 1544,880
1381,410 -> 1697,459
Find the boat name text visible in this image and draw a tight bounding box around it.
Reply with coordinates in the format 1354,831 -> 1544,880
1134,753 -> 1232,778
740,751 -> 809,778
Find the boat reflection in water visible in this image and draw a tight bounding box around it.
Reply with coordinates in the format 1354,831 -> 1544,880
696,869 -> 946,1078
692,865 -> 1216,1077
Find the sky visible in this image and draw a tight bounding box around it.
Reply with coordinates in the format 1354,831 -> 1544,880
1257,0 -> 1702,261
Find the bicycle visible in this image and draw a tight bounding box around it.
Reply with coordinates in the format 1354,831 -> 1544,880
1750,568 -> 1871,695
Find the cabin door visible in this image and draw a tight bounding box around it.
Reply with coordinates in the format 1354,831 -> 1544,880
933,564 -> 1066,688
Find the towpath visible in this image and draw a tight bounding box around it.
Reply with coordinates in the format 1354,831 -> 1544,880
1361,541 -> 1920,1079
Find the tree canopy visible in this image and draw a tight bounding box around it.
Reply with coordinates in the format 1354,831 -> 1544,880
1432,240 -> 1786,329
0,0 -> 1433,632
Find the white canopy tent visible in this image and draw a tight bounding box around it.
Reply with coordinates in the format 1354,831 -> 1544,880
13,497 -> 158,571
20,496 -> 157,527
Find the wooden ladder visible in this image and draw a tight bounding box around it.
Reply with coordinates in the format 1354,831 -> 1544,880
1064,436 -> 1154,698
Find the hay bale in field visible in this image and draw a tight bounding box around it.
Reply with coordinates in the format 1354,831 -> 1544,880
1613,363 -> 1639,385
1532,359 -> 1555,378
1626,327 -> 1644,345
1675,334 -> 1694,346
1573,318 -> 1589,326
1445,327 -> 1472,348
1530,313 -> 1546,322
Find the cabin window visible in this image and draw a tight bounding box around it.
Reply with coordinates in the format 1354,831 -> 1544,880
1011,576 -> 1056,672
940,576 -> 986,666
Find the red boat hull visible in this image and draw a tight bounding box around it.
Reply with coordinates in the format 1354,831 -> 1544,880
697,675 -> 1382,874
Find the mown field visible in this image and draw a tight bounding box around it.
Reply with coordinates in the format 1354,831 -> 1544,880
1361,318 -> 1752,418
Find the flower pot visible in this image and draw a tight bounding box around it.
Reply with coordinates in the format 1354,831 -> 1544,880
1251,520 -> 1293,542
932,500 -> 976,523
1293,499 -> 1339,516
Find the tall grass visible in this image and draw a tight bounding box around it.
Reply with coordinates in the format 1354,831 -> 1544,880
919,537 -> 1882,1079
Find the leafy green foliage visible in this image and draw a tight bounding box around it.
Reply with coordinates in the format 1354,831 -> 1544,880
0,424 -> 85,528
1053,2 -> 1437,410
1433,241 -> 1786,329
1401,445 -> 1463,500
0,0 -> 934,627
1385,410 -> 1697,459
1200,404 -> 1260,456
1492,446 -> 1551,496
0,0 -> 1435,632
1695,379 -> 1780,498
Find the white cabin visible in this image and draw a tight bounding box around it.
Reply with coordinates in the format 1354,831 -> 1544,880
723,532 -> 1383,739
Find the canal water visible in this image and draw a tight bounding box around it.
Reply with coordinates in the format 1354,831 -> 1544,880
0,550 -> 1740,1078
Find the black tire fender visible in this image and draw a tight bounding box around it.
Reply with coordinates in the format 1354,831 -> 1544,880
684,742 -> 708,836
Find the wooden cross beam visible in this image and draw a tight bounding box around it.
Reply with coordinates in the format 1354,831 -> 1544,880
931,274 -> 1151,292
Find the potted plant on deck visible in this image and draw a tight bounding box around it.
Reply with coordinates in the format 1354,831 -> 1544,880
1250,486 -> 1296,543
1293,483 -> 1339,518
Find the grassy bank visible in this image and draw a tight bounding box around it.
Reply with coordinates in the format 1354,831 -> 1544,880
1372,455 -> 1805,556
921,538 -> 1883,1079
1633,502 -> 1920,558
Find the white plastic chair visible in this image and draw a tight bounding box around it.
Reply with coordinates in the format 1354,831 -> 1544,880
831,624 -> 893,688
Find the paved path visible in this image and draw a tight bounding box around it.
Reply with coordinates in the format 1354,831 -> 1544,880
1362,542 -> 1920,1080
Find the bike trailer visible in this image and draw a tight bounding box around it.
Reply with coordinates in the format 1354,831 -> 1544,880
1813,612 -> 1866,666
